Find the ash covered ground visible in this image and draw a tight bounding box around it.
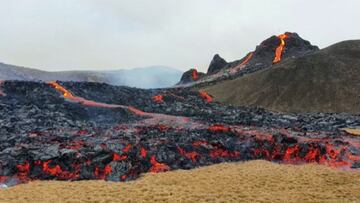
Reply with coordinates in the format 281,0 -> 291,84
0,80 -> 359,187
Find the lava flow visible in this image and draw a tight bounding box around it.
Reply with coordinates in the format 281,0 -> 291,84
240,52 -> 254,66
152,95 -> 164,103
0,80 -> 5,96
273,33 -> 289,63
199,91 -> 213,103
47,81 -> 201,129
192,69 -> 199,81
47,81 -> 120,108
0,81 -> 359,187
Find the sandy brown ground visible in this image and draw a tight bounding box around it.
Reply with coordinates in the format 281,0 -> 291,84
0,160 -> 359,203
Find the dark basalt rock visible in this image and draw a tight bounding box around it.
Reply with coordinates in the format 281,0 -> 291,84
207,54 -> 228,75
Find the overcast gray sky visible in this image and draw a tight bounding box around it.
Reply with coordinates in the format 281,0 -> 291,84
0,0 -> 359,72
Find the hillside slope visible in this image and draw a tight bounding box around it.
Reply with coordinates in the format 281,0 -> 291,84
204,40 -> 360,113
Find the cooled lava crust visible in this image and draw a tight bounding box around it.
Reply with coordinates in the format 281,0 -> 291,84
0,81 -> 359,186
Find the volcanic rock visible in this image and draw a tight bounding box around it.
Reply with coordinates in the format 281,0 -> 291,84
207,54 -> 228,75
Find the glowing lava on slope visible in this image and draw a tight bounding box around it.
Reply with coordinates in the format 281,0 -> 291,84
240,52 -> 254,66
149,156 -> 170,173
192,69 -> 199,81
0,80 -> 6,96
47,81 -> 120,108
47,81 -> 200,129
199,91 -> 213,103
273,33 -> 289,64
152,95 -> 164,103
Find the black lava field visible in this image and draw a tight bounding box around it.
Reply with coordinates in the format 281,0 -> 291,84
0,80 -> 359,186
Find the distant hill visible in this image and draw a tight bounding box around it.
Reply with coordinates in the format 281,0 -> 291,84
204,40 -> 360,113
0,63 -> 182,88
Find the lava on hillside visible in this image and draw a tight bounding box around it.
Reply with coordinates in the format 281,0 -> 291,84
192,69 -> 199,81
273,33 -> 289,63
177,32 -> 319,87
0,81 -> 359,187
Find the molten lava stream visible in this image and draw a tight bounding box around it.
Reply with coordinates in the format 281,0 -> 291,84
273,33 -> 289,64
192,69 -> 199,81
149,156 -> 170,173
199,91 -> 213,103
152,95 -> 164,103
47,81 -> 202,129
47,81 -> 121,108
240,52 -> 254,66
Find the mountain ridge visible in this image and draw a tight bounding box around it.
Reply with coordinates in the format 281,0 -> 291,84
0,63 -> 182,88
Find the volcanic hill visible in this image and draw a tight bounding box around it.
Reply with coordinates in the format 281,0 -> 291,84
178,32 -> 319,86
204,40 -> 360,113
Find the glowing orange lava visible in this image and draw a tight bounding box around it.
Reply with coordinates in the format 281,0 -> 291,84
199,91 -> 213,103
240,52 -> 254,66
113,153 -> 127,161
178,147 -> 200,162
152,95 -> 164,103
149,156 -> 170,173
47,81 -> 122,108
192,69 -> 198,81
0,80 -> 6,96
208,124 -> 231,133
273,33 -> 289,64
47,81 -> 196,129
140,147 -> 147,158
43,160 -> 62,176
47,81 -> 74,98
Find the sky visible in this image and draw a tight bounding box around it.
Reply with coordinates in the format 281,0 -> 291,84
0,0 -> 359,72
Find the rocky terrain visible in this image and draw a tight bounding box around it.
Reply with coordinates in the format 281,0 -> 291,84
0,80 -> 359,187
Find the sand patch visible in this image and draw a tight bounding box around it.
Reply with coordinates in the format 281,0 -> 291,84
0,160 -> 359,203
